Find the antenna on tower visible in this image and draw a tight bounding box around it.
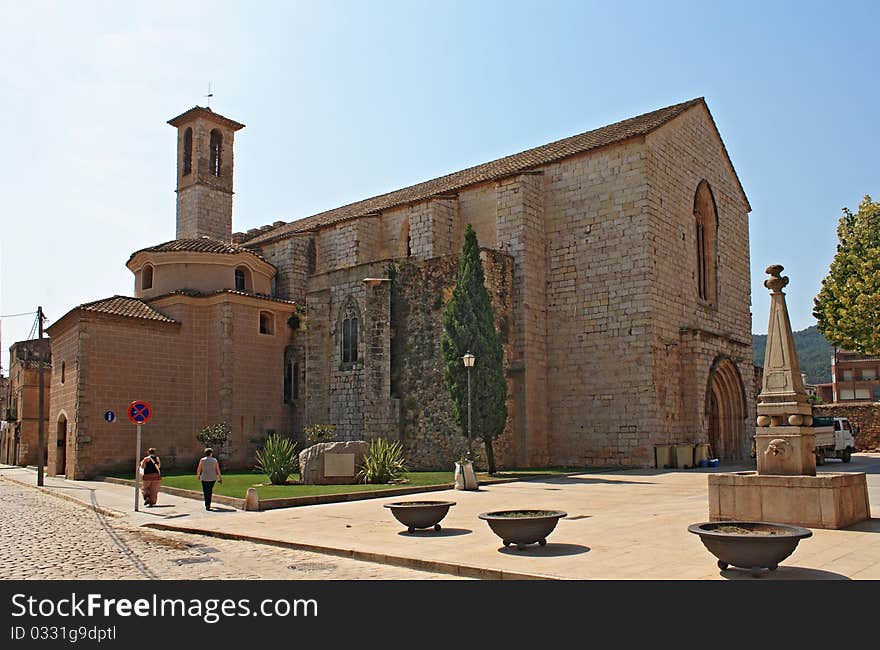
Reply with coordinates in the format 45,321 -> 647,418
204,82 -> 214,108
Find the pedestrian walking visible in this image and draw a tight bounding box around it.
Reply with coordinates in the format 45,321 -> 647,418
139,447 -> 161,507
196,448 -> 222,511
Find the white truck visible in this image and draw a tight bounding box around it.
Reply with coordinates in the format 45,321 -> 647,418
811,416 -> 857,464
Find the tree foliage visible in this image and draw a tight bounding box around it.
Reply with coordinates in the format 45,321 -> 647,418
814,196 -> 880,355
440,224 -> 507,473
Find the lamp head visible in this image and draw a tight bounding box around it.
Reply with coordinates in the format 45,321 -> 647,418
462,352 -> 475,368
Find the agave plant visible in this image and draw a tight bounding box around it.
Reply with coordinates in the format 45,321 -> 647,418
356,438 -> 408,484
255,433 -> 299,485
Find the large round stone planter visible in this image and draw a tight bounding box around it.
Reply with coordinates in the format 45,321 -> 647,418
384,501 -> 456,533
479,510 -> 567,550
688,521 -> 812,577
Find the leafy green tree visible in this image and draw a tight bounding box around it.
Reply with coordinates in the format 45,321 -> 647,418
814,196 -> 880,354
440,224 -> 507,473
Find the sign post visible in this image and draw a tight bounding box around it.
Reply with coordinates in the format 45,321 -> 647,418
128,400 -> 153,512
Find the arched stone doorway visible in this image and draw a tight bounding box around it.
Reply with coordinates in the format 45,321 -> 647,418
706,357 -> 747,461
56,414 -> 67,477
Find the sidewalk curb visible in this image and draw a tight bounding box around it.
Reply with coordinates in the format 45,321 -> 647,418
143,521 -> 560,580
0,473 -> 121,519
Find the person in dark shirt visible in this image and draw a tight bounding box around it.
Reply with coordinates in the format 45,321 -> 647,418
139,447 -> 162,507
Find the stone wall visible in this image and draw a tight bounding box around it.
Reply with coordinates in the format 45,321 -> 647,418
813,403 -> 880,451
646,104 -> 754,460
390,249 -> 514,470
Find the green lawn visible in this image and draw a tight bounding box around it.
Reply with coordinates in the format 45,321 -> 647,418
105,465 -> 598,499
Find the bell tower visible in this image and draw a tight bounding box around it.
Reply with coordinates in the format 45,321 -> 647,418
167,106 -> 245,242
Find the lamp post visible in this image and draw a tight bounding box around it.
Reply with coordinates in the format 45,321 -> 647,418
462,351 -> 475,461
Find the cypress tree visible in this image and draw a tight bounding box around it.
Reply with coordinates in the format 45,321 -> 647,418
440,224 -> 507,473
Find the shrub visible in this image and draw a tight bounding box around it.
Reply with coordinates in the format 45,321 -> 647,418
254,434 -> 299,485
356,438 -> 408,484
197,422 -> 230,449
305,423 -> 336,445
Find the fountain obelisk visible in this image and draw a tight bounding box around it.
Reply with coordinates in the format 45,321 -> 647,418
707,265 -> 870,529
754,265 -> 816,476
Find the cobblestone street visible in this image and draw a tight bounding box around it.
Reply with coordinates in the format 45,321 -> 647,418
0,479 -> 466,580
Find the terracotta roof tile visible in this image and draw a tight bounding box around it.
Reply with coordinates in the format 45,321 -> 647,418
167,106 -> 245,131
77,296 -> 177,323
242,98 -> 710,246
150,289 -> 297,306
127,238 -> 269,265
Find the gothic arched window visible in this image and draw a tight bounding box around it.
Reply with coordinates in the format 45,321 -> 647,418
340,299 -> 360,364
183,127 -> 193,175
694,180 -> 718,306
209,129 -> 222,177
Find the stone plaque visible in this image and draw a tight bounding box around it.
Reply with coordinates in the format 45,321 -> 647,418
324,453 -> 356,477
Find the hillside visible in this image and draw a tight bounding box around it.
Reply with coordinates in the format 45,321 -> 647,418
752,325 -> 832,384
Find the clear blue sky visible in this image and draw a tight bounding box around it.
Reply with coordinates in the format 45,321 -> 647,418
1,0 -> 877,372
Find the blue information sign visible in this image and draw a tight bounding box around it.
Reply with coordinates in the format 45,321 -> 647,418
104,410 -> 116,423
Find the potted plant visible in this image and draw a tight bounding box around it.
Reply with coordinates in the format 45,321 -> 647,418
688,521 -> 812,577
479,509 -> 567,550
384,500 -> 456,533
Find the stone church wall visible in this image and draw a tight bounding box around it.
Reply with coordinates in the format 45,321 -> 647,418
645,104 -> 754,459
537,139 -> 657,467
389,250 -> 514,470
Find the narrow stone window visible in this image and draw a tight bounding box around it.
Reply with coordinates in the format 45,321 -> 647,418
342,318 -> 351,363
142,264 -> 153,290
284,360 -> 292,403
259,311 -> 275,335
209,129 -> 222,178
292,362 -> 300,399
183,127 -> 193,175
694,180 -> 717,305
339,299 -> 361,365
60,361 -> 65,384
350,318 -> 358,362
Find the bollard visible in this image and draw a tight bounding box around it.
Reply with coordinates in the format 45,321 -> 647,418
245,487 -> 260,511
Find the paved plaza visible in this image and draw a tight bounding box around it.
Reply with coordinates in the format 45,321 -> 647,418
0,473 -> 466,580
2,456 -> 877,580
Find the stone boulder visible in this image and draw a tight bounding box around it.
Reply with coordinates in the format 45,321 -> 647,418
298,441 -> 369,485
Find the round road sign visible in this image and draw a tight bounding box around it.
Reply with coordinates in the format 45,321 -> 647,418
104,410 -> 116,423
128,400 -> 153,425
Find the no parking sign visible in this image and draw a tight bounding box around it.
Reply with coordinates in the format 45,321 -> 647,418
128,400 -> 153,425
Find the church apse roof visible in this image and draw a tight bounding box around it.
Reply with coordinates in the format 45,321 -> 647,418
240,97 -> 743,247
74,296 -> 178,323
127,238 -> 270,266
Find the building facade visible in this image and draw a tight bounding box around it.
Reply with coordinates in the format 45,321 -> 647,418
830,350 -> 880,403
1,340 -> 50,466
43,97 -> 754,479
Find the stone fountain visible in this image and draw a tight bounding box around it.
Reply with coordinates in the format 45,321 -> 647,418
708,265 -> 870,529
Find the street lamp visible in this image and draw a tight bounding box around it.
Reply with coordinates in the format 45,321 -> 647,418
462,351 -> 475,460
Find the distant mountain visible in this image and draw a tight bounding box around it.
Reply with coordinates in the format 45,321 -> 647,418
752,325 -> 832,384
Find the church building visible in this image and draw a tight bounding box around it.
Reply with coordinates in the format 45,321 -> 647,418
45,97 -> 754,479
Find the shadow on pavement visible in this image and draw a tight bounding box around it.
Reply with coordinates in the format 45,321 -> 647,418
497,543 -> 590,557
721,566 -> 850,580
396,527 -> 472,538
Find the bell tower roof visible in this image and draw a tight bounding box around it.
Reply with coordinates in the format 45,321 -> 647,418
167,106 -> 245,131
